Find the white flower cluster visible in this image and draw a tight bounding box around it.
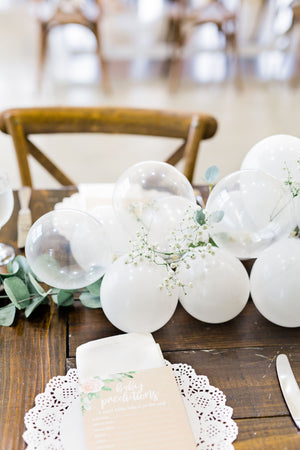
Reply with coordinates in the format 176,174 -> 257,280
283,161 -> 300,198
124,206 -> 217,295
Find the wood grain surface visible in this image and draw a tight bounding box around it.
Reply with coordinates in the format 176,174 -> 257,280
0,187 -> 299,449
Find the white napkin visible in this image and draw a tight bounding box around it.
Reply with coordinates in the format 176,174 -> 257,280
76,333 -> 165,381
78,183 -> 115,209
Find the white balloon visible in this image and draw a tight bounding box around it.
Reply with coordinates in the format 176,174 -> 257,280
100,255 -> 178,332
90,205 -> 131,256
113,161 -> 195,237
241,134 -> 300,182
25,210 -> 113,289
250,237 -> 300,327
176,248 -> 249,323
206,170 -> 293,259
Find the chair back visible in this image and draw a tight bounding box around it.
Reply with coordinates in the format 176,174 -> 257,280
0,107 -> 217,187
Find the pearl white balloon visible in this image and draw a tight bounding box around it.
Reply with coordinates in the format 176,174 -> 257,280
241,134 -> 300,182
250,238 -> 300,327
206,170 -> 293,259
90,205 -> 131,256
100,255 -> 178,332
148,196 -> 199,253
176,248 -> 249,323
113,161 -> 195,237
25,210 -> 113,289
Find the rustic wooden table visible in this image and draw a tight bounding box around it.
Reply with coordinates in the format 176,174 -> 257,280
0,188 -> 299,449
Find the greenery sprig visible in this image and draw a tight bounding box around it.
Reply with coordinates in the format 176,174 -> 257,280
0,255 -> 102,327
283,161 -> 300,198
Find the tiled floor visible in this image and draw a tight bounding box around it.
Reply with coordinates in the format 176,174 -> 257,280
1,1 -> 300,189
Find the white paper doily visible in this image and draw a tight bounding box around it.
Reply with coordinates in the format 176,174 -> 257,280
23,364 -> 238,449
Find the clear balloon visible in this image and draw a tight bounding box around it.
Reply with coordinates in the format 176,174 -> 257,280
206,170 -> 293,259
25,210 -> 113,289
90,205 -> 131,256
100,255 -> 178,332
147,196 -> 199,253
176,248 -> 249,323
241,134 -> 300,182
113,161 -> 196,237
250,237 -> 300,327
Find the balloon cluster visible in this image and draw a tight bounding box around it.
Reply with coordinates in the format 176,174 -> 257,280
240,134 -> 300,327
204,134 -> 300,327
25,139 -> 300,331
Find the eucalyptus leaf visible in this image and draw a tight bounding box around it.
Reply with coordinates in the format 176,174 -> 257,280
52,290 -> 74,307
0,303 -> 16,326
210,210 -> 224,223
204,165 -> 219,184
79,293 -> 101,309
3,277 -> 31,310
13,255 -> 32,283
25,296 -> 47,318
195,209 -> 206,226
28,272 -> 46,296
87,277 -> 103,297
0,260 -> 20,279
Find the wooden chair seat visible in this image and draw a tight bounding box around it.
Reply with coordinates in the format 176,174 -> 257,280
0,107 -> 217,187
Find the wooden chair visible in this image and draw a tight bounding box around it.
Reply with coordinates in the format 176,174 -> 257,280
34,0 -> 110,92
289,1 -> 300,87
0,107 -> 217,187
167,0 -> 240,92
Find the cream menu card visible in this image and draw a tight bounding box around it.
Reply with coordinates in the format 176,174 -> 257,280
76,333 -> 196,449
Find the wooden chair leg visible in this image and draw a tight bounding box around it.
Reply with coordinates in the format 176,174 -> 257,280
226,29 -> 243,90
93,24 -> 111,94
168,43 -> 184,93
289,30 -> 300,88
37,23 -> 48,91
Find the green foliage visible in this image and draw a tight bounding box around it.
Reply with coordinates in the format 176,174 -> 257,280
79,293 -> 101,309
209,210 -> 224,223
0,255 -> 102,327
86,277 -> 103,297
204,165 -> 219,185
0,303 -> 16,326
195,209 -> 206,226
52,290 -> 75,307
3,277 -> 31,310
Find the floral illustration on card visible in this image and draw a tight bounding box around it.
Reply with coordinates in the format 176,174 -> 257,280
79,372 -> 135,413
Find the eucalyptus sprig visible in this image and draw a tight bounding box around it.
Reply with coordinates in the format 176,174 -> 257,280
203,165 -> 220,193
0,255 -> 102,327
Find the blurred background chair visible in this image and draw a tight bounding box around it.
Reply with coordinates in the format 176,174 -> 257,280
166,0 -> 239,92
288,0 -> 300,87
0,107 -> 217,187
33,0 -> 110,92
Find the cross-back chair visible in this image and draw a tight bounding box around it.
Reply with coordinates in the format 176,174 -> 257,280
0,107 -> 217,187
34,0 -> 110,92
167,0 -> 239,91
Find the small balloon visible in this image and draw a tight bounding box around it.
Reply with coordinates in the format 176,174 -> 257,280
25,210 -> 113,289
241,134 -> 300,182
113,161 -> 195,237
100,255 -> 178,333
176,248 -> 249,323
250,237 -> 300,327
206,170 -> 293,259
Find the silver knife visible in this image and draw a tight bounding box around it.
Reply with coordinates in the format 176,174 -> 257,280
276,354 -> 300,429
17,186 -> 32,248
